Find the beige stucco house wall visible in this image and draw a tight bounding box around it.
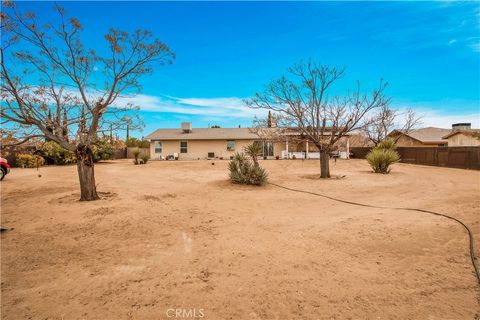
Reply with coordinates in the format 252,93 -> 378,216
149,139 -> 283,160
146,123 -> 354,160
149,138 -> 358,160
446,133 -> 480,146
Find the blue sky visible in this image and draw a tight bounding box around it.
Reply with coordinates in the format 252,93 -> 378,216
17,1 -> 480,137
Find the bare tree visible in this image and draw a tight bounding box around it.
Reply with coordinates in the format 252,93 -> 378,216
249,114 -> 287,144
249,113 -> 306,159
246,60 -> 388,178
1,3 -> 174,200
362,105 -> 421,145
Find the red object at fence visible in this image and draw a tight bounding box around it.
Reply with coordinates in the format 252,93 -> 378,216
1,157 -> 11,180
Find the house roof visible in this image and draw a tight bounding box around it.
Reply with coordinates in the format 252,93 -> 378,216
146,126 -> 353,141
389,127 -> 451,144
145,128 -> 261,140
442,129 -> 480,139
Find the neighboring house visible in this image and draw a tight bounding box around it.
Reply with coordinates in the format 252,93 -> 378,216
388,127 -> 451,147
145,122 -> 355,160
442,129 -> 480,146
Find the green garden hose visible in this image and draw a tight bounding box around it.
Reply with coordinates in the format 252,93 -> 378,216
269,182 -> 480,285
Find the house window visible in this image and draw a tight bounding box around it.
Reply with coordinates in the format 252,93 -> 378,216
154,141 -> 162,153
227,140 -> 236,151
254,141 -> 274,157
180,140 -> 188,153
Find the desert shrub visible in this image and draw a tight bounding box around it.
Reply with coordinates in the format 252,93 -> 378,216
41,141 -> 76,165
16,154 -> 45,168
367,149 -> 400,173
376,138 -> 396,150
132,148 -> 141,165
42,138 -> 115,165
228,151 -> 268,186
92,138 -> 115,162
367,138 -> 400,174
141,154 -> 150,164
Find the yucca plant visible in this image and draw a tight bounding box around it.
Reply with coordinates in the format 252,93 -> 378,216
244,142 -> 262,166
228,153 -> 249,184
376,138 -> 396,150
228,149 -> 268,186
141,154 -> 150,164
246,164 -> 268,185
367,148 -> 400,173
132,148 -> 141,165
366,138 -> 400,174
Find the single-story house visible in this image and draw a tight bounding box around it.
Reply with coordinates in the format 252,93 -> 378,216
387,127 -> 451,147
145,123 -> 276,160
387,123 -> 480,147
145,122 -> 356,160
442,129 -> 480,146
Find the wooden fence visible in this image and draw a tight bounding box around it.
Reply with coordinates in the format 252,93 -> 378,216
114,148 -> 127,159
126,147 -> 150,159
350,146 -> 480,170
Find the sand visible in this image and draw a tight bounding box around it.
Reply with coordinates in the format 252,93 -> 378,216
1,159 -> 479,319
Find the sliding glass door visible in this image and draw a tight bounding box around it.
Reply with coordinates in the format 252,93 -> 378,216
254,141 -> 274,157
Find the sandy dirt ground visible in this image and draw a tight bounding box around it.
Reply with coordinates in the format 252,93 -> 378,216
1,159 -> 479,319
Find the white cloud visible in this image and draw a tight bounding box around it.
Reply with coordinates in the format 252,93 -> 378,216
175,97 -> 245,109
113,94 -> 267,119
24,86 -> 266,120
418,110 -> 480,128
115,94 -> 164,112
469,42 -> 480,52
391,105 -> 479,129
115,93 -> 479,128
448,39 -> 457,45
391,98 -> 480,129
42,87 -> 478,129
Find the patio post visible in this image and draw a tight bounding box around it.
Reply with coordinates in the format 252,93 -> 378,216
306,140 -> 309,159
285,139 -> 289,159
346,137 -> 350,159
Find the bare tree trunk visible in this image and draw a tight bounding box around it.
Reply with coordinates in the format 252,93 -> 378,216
76,145 -> 99,201
320,149 -> 330,179
252,154 -> 259,167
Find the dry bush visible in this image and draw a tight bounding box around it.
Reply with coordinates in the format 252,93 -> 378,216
16,154 -> 45,168
366,138 -> 400,174
228,152 -> 268,186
